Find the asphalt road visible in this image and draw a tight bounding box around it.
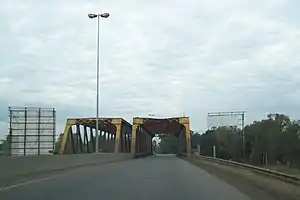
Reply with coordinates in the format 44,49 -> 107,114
1,155 -> 252,200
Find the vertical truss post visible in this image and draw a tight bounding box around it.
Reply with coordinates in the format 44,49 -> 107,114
137,128 -> 141,153
75,126 -> 79,153
139,126 -> 142,153
136,126 -> 140,153
122,133 -> 126,153
98,129 -> 102,151
89,127 -> 95,152
70,127 -> 75,154
59,120 -> 73,154
115,123 -> 121,153
124,134 -> 127,153
180,117 -> 191,156
109,133 -> 112,152
120,133 -> 123,153
144,132 -> 147,153
131,124 -> 138,155
129,134 -> 131,153
142,130 -> 145,153
126,135 -> 129,153
76,124 -> 83,153
100,131 -> 104,151
107,132 -> 110,152
141,128 -> 144,153
104,131 -> 107,151
185,126 -> 191,156
108,133 -> 111,151
84,125 -> 89,153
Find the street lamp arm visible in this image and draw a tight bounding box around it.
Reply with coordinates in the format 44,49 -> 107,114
88,13 -> 98,19
88,13 -> 110,19
100,13 -> 110,18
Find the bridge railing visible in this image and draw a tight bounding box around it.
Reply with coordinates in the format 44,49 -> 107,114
178,153 -> 300,185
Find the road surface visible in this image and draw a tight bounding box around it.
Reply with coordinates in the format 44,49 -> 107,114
1,155 -> 252,200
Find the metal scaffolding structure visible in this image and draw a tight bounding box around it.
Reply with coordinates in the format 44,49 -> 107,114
207,111 -> 246,155
207,111 -> 245,131
8,106 -> 56,156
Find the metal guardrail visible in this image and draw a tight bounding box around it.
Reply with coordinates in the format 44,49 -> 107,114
180,153 -> 300,185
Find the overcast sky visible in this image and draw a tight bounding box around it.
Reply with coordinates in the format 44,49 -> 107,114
1,0 -> 300,138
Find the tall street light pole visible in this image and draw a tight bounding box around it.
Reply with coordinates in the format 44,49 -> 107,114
88,12 -> 110,153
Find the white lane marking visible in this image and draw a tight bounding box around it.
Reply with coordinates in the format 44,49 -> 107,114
0,174 -> 63,192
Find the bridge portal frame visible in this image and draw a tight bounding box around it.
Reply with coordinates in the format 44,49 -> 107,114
59,117 -> 132,154
131,116 -> 191,156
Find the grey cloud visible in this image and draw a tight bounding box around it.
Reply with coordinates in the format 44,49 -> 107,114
1,0 -> 300,134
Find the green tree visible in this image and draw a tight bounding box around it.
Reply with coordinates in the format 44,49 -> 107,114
199,130 -> 217,157
157,133 -> 178,154
200,113 -> 300,168
191,131 -> 201,149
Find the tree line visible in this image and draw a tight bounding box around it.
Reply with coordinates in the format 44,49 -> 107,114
192,113 -> 300,168
2,112 -> 300,168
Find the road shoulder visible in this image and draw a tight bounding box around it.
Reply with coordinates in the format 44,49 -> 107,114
184,157 -> 300,200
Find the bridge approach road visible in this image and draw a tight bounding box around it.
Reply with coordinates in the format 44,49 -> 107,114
0,155 -> 252,200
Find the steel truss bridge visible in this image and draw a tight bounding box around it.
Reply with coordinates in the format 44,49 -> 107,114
59,117 -> 191,156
